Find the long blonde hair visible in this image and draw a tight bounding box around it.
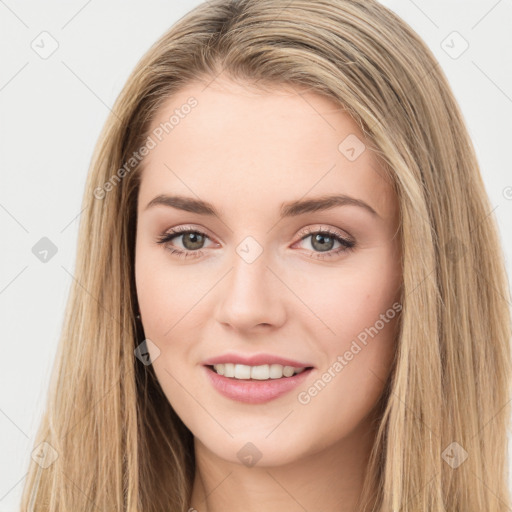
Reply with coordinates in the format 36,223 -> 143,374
20,0 -> 512,510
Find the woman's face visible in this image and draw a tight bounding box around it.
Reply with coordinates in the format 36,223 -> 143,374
135,77 -> 402,467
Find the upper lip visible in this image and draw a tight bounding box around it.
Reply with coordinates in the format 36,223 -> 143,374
202,353 -> 314,368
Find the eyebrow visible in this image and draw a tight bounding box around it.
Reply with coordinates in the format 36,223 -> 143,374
144,193 -> 380,219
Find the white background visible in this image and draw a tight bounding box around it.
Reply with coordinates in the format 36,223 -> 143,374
0,1 -> 511,510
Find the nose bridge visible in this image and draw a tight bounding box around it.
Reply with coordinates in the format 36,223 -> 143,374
214,235 -> 286,329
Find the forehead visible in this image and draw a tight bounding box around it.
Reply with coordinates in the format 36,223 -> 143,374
138,78 -> 395,220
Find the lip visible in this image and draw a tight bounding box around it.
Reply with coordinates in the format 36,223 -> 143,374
202,353 -> 313,368
202,365 -> 314,404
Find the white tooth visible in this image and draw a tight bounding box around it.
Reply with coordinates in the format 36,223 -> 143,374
214,363 -> 306,379
234,364 -> 252,379
224,363 -> 235,377
251,364 -> 270,380
269,364 -> 284,379
283,366 -> 295,377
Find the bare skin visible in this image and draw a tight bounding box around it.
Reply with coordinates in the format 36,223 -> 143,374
135,75 -> 402,512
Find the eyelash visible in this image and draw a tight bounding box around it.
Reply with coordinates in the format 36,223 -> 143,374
155,225 -> 356,260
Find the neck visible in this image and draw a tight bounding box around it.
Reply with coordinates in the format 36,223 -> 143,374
189,415 -> 377,512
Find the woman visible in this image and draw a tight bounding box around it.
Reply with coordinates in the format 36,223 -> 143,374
20,0 -> 512,510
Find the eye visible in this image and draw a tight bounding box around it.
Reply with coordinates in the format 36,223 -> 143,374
155,225 -> 355,260
155,225 -> 214,259
293,225 -> 355,260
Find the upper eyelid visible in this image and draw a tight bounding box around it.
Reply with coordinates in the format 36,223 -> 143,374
164,224 -> 349,235
162,224 -> 353,245
298,225 -> 354,242
164,225 -> 218,245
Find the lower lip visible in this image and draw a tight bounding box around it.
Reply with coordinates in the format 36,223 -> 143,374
203,365 -> 313,404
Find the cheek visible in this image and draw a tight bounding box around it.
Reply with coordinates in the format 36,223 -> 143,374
295,298 -> 399,447
295,248 -> 401,345
134,242 -> 215,397
135,242 -> 204,336
134,243 -> 205,424
292,249 -> 400,411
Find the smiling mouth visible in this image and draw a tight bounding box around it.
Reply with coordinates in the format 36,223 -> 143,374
206,363 -> 313,380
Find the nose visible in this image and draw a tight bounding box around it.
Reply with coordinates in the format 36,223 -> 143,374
214,249 -> 287,332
